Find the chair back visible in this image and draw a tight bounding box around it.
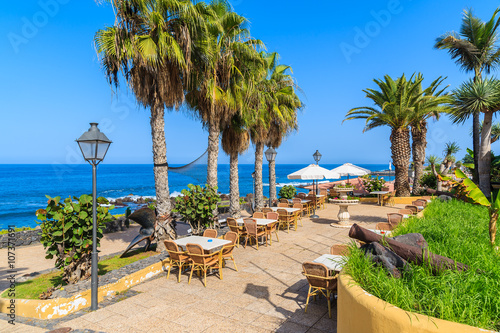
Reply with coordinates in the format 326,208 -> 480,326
292,198 -> 302,204
297,192 -> 306,199
302,262 -> 332,289
376,222 -> 392,231
227,218 -> 239,233
266,212 -> 279,220
387,213 -> 403,226
253,212 -> 265,219
278,203 -> 289,208
164,240 -> 183,261
277,208 -> 289,217
222,231 -> 237,255
280,198 -> 289,203
405,205 -> 418,214
203,229 -> 217,238
243,219 -> 257,235
186,243 -> 205,264
398,209 -> 412,215
320,189 -> 328,196
413,199 -> 426,207
330,244 -> 349,256
262,207 -> 272,214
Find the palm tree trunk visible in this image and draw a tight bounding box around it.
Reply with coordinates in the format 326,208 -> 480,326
150,104 -> 175,248
411,123 -> 427,195
207,120 -> 219,188
229,152 -> 241,218
254,142 -> 264,210
479,111 -> 493,197
269,159 -> 277,205
489,212 -> 498,246
473,112 -> 480,183
391,127 -> 411,197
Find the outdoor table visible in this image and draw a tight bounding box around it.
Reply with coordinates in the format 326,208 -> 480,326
236,218 -> 277,226
288,199 -> 311,204
313,254 -> 345,272
174,236 -> 231,253
271,207 -> 301,213
370,191 -> 389,206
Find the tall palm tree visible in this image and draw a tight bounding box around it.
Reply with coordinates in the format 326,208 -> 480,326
248,52 -> 301,209
452,78 -> 500,196
409,75 -> 451,195
186,0 -> 263,189
95,0 -> 205,242
426,155 -> 442,178
474,121 -> 500,143
345,74 -> 425,197
441,141 -> 461,173
435,8 -> 500,182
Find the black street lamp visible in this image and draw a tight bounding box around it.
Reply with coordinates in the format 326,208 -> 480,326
265,147 -> 277,207
76,123 -> 111,311
313,150 -> 322,196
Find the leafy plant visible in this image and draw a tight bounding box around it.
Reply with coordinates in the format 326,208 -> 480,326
419,172 -> 437,190
360,175 -> 386,192
36,195 -> 114,284
335,184 -> 354,189
278,185 -> 297,199
173,184 -> 220,235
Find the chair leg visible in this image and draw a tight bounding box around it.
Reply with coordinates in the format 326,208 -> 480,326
203,267 -> 207,287
245,236 -> 248,248
305,286 -> 311,313
166,262 -> 172,280
327,290 -> 332,318
275,230 -> 279,242
256,236 -> 259,249
232,256 -> 238,271
188,264 -> 194,285
177,263 -> 182,283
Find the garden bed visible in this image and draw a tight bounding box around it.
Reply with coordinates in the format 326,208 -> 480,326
344,199 -> 500,331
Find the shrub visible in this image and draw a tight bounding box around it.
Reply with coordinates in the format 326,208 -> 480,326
360,175 -> 386,192
36,195 -> 114,284
173,184 -> 220,235
419,172 -> 437,189
279,185 -> 297,199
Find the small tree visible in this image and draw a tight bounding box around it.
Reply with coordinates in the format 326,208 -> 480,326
36,195 -> 114,284
279,185 -> 297,199
173,184 -> 220,235
360,175 -> 386,192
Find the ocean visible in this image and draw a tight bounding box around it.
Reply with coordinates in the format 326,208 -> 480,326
0,163 -> 389,230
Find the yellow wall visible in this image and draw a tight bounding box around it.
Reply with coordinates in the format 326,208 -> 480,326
337,274 -> 495,333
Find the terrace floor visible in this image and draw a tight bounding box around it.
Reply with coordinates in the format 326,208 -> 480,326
3,202 -> 405,333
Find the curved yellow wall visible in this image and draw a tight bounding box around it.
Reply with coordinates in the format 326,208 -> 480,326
337,274 -> 495,333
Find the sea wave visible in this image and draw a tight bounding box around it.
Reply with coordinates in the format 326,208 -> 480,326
263,180 -> 329,187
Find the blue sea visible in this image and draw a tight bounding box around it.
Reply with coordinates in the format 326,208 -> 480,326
0,164 -> 389,230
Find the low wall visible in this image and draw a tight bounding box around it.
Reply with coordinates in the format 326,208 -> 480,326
357,196 -> 425,205
0,229 -> 41,249
337,274 -> 494,333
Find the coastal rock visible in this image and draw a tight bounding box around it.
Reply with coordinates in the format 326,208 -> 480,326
0,229 -> 42,249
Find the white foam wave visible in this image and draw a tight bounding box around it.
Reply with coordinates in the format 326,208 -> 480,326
263,180 -> 330,188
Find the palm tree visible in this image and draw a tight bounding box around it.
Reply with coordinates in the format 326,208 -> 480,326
426,155 -> 442,177
95,0 -> 205,243
248,52 -> 301,209
441,141 -> 461,173
186,0 -> 263,189
473,121 -> 500,143
435,8 -> 500,182
452,78 -> 500,196
345,74 -> 425,197
409,75 -> 451,195
221,114 -> 250,217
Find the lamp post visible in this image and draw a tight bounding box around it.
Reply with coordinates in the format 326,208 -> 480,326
76,123 -> 111,311
265,147 -> 277,207
313,150 -> 322,195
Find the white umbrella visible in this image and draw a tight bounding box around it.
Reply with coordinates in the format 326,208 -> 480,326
330,163 -> 370,183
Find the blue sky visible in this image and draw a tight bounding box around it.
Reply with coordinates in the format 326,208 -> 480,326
1,0 -> 500,165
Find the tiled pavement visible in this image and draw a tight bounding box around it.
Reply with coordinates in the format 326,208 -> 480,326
5,202 -> 404,332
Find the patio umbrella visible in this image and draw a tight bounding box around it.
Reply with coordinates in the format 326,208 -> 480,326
330,163 -> 370,183
288,164 -> 340,218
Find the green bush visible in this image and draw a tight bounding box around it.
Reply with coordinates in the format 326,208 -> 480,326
173,184 -> 220,235
36,195 -> 114,284
419,172 -> 437,189
360,175 -> 386,192
345,199 -> 500,331
278,185 -> 297,199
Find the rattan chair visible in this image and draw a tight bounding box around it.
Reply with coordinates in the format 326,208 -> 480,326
302,262 -> 338,318
227,218 -> 246,247
376,222 -> 393,231
398,209 -> 413,216
382,191 -> 395,206
277,202 -> 289,208
297,192 -> 306,199
293,203 -> 304,227
330,244 -> 349,256
292,198 -> 302,205
244,218 -> 267,249
387,213 -> 403,227
203,229 -> 217,238
405,205 -> 419,215
262,207 -> 272,214
253,212 -> 265,219
164,240 -> 191,283
266,212 -> 280,244
413,199 -> 427,208
222,231 -> 238,271
186,243 -> 222,287
320,189 -> 328,196
280,198 -> 289,204
277,208 -> 296,232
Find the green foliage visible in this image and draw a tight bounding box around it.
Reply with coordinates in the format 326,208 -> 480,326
345,199 -> 500,331
0,226 -> 35,235
419,172 -> 437,189
36,195 -> 114,284
173,184 -> 220,235
334,184 -> 354,189
278,185 -> 297,199
360,175 -> 386,192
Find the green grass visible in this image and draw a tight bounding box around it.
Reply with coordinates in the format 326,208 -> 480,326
2,248 -> 158,299
344,199 -> 500,331
0,226 -> 36,235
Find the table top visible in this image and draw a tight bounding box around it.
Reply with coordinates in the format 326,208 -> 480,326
271,207 -> 301,213
174,236 -> 231,252
236,218 -> 277,226
288,199 -> 311,204
313,254 -> 345,272
370,191 -> 390,195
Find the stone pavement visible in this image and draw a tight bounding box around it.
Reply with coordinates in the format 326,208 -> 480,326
41,202 -> 403,333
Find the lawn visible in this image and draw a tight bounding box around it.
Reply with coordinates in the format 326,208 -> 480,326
344,199 -> 500,331
2,248 -> 158,300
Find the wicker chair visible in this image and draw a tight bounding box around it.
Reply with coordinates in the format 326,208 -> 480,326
376,222 -> 393,231
292,198 -> 302,205
164,240 -> 191,283
280,198 -> 289,204
387,213 -> 404,227
398,209 -> 413,216
222,231 -> 238,271
203,229 -> 217,238
262,207 -> 272,214
253,212 -> 265,219
244,218 -> 267,249
293,203 -> 304,227
297,192 -> 306,199
277,208 -> 295,233
330,244 -> 349,256
405,205 -> 419,215
277,202 -> 289,208
413,199 -> 427,208
302,262 -> 338,318
382,191 -> 395,206
186,243 -> 222,287
266,212 -> 280,244
227,218 -> 246,248
320,189 -> 328,197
